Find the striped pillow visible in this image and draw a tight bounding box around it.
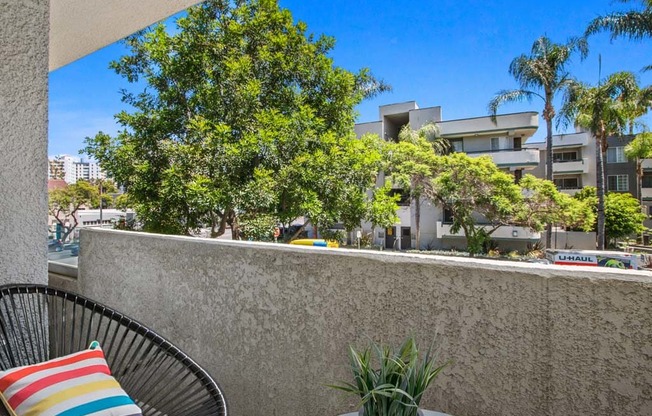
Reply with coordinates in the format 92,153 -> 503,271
0,341 -> 142,416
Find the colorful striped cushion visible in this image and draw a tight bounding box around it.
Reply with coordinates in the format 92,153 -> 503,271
0,342 -> 142,416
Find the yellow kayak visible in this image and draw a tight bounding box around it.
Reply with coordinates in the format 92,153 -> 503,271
289,239 -> 339,248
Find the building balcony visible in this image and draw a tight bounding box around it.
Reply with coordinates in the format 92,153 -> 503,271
466,148 -> 540,169
37,225 -> 652,416
642,159 -> 652,170
439,112 -> 538,138
642,187 -> 652,201
435,221 -> 541,240
553,158 -> 589,174
559,188 -> 582,196
552,132 -> 590,148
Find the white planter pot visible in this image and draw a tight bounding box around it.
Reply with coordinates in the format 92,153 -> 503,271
339,410 -> 450,416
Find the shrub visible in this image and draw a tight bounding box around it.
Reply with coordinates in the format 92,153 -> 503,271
329,336 -> 448,416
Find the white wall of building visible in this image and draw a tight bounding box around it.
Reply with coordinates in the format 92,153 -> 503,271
0,0 -> 49,286
355,102 -> 541,251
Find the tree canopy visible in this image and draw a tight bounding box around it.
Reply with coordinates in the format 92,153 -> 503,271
422,154 -> 593,255
560,71 -> 645,249
384,123 -> 447,248
575,187 -> 647,245
48,181 -> 99,242
488,36 -> 587,247
84,0 -> 392,239
586,1 -> 652,42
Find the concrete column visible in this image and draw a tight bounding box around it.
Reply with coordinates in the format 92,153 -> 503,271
0,0 -> 49,284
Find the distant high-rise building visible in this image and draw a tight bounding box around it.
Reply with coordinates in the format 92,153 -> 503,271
48,154 -> 106,184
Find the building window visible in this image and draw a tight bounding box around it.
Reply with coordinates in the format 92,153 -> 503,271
389,189 -> 410,206
607,147 -> 626,163
514,169 -> 523,184
608,174 -> 629,191
443,208 -> 454,223
554,177 -> 579,190
643,173 -> 652,189
449,138 -> 463,153
491,137 -> 500,152
553,151 -> 578,162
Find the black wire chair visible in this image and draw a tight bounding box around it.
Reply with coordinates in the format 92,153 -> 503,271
0,284 -> 227,416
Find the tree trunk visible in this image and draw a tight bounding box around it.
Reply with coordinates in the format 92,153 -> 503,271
230,216 -> 239,240
637,159 -> 643,205
414,195 -> 421,250
544,107 -> 553,249
596,134 -> 606,250
210,211 -> 227,238
290,220 -> 310,241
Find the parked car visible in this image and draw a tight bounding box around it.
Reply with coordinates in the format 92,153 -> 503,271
48,239 -> 64,252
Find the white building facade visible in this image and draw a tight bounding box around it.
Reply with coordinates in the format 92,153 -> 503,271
49,154 -> 106,184
355,102 -> 652,251
355,101 -> 542,251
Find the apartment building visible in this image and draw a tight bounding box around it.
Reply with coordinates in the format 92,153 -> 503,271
355,101 -> 541,251
530,133 -> 652,233
48,154 -> 106,184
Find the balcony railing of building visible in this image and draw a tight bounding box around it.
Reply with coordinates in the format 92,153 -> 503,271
553,158 -> 589,174
464,148 -> 540,168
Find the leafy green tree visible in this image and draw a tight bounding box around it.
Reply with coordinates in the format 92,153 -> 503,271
239,213 -> 277,241
575,187 -> 647,246
48,181 -> 99,242
605,192 -> 648,244
625,132 -> 652,203
425,154 -> 523,255
385,123 -> 447,249
84,0 -> 390,238
517,174 -> 595,232
488,36 -> 587,248
560,71 -> 643,249
423,154 -> 593,255
368,183 -> 400,232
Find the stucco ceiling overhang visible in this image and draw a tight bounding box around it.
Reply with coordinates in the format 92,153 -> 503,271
49,0 -> 204,71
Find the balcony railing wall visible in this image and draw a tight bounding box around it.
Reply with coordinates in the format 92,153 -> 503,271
53,228 -> 652,416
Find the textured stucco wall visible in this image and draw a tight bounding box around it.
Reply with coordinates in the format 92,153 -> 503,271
0,0 -> 49,285
74,229 -> 652,416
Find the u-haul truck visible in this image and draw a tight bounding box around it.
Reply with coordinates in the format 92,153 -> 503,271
546,250 -> 642,270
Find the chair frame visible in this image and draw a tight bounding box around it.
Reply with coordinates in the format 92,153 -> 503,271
0,284 -> 227,415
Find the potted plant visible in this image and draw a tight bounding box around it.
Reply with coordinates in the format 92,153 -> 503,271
330,336 -> 451,416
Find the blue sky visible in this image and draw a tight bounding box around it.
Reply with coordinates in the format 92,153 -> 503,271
49,0 -> 652,156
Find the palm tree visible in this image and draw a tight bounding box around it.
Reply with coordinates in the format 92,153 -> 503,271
488,36 -> 587,248
559,72 -> 642,250
586,1 -> 652,42
391,123 -> 449,249
625,132 -> 652,204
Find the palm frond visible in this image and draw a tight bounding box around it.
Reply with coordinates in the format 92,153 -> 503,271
586,11 -> 652,40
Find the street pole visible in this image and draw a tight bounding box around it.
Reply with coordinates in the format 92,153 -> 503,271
99,180 -> 103,227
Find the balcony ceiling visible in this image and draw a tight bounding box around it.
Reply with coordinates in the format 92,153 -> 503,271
50,0 -> 204,71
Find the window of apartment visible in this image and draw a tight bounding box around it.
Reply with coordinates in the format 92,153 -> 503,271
443,208 -> 454,223
553,151 -> 578,162
643,173 -> 652,189
607,174 -> 629,191
607,146 -> 627,163
490,137 -> 499,152
554,177 -> 579,190
389,189 -> 410,206
514,169 -> 523,184
449,138 -> 463,153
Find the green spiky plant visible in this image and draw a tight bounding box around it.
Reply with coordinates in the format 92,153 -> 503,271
329,337 -> 448,416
